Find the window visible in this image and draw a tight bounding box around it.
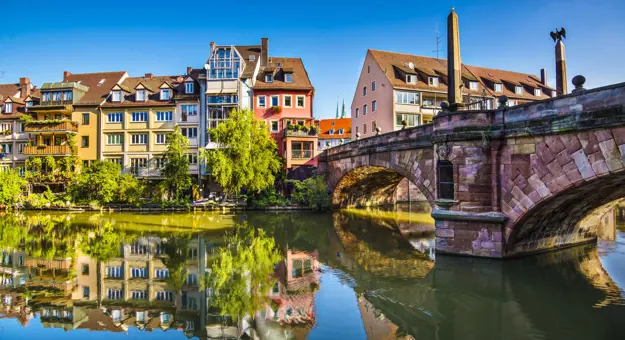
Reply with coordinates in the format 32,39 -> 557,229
367,65 -> 370,73
185,274 -> 198,285
81,264 -> 89,275
156,291 -> 174,301
81,136 -> 89,148
156,111 -> 172,121
181,105 -> 198,116
363,123 -> 367,134
338,128 -> 344,134
107,289 -> 122,300
355,126 -> 359,135
83,287 -> 90,298
284,73 -> 293,83
131,134 -> 147,144
160,89 -> 171,100
284,95 -> 292,108
106,266 -> 123,278
154,158 -> 166,169
372,100 -> 377,112
469,81 -> 478,91
186,153 -> 198,165
395,91 -> 419,105
18,143 -> 25,154
26,101 -> 33,107
372,81 -> 376,91
296,96 -> 305,108
63,91 -> 73,101
108,112 -> 123,123
53,92 -> 62,101
494,83 -> 503,92
82,113 -> 90,125
270,95 -> 279,107
507,99 -> 517,107
155,268 -> 169,279
131,111 -> 147,122
355,108 -> 359,118
363,86 -> 367,96
372,120 -> 377,132
363,104 -> 368,115
112,91 -> 121,102
396,113 -> 420,128
1,123 -> 11,132
185,82 -> 194,93
156,133 -> 167,144
131,267 -> 147,278
249,55 -> 256,61
428,77 -> 439,87
107,158 -> 123,166
136,90 -> 145,101
438,160 -> 454,200
0,144 -> 12,153
406,74 -> 417,84
329,129 -> 334,135
132,291 -> 147,300
534,89 -> 542,97
131,158 -> 147,175
265,74 -> 273,82
181,127 -> 198,139
4,103 -> 12,113
43,92 -> 51,101
515,86 -> 523,95
423,99 -> 434,106
257,96 -> 266,108
107,134 -> 123,145
270,120 -> 279,132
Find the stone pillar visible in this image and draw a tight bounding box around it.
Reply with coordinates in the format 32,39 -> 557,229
447,8 -> 464,111
555,40 -> 567,96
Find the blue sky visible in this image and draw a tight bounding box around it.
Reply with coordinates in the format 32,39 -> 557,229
1,0 -> 623,119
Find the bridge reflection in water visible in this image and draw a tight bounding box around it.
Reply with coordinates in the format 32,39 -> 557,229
0,209 -> 624,339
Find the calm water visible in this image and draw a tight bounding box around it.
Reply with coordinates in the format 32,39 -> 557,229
0,204 -> 624,339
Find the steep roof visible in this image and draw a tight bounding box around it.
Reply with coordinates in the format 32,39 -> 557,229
234,45 -> 261,79
64,71 -> 128,105
102,75 -> 180,107
316,118 -> 352,140
254,57 -> 313,91
368,49 -> 554,101
0,83 -> 20,102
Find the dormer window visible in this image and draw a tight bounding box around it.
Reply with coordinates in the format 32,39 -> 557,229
265,74 -> 273,83
185,82 -> 194,94
112,90 -> 121,102
160,89 -> 171,100
338,128 -> 344,134
469,81 -> 478,91
515,86 -> 523,95
4,103 -> 12,113
136,90 -> 145,101
276,62 -> 282,68
406,74 -> 417,84
284,73 -> 293,83
494,83 -> 503,92
428,77 -> 439,87
249,55 -> 256,61
329,129 -> 334,135
534,88 -> 541,97
26,101 -> 33,107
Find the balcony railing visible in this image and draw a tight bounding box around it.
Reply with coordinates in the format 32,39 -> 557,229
24,121 -> 78,133
291,150 -> 314,159
283,128 -> 318,138
24,145 -> 72,155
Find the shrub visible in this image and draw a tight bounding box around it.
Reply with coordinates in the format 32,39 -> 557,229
291,176 -> 330,211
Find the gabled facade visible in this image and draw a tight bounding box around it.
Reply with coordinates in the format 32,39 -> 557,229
0,78 -> 37,171
351,49 -> 556,139
315,117 -> 351,151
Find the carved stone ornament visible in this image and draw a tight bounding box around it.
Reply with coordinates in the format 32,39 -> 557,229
437,143 -> 451,160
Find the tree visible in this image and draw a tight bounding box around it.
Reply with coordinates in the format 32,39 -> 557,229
207,222 -> 282,333
201,109 -> 282,198
160,126 -> 192,200
0,169 -> 27,207
161,234 -> 191,309
291,176 -> 331,210
68,160 -> 143,205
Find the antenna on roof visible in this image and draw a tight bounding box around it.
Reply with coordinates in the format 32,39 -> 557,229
433,23 -> 443,60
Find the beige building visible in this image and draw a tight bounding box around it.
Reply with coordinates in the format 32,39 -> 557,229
351,49 -> 556,139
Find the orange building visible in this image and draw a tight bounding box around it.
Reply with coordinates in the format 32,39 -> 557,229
315,118 -> 351,151
252,56 -> 316,179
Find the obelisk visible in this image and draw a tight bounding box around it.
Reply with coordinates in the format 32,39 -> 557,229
447,8 -> 463,111
555,39 -> 567,95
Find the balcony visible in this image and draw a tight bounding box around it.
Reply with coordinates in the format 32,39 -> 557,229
24,121 -> 78,133
291,150 -> 314,159
24,145 -> 72,156
282,126 -> 318,138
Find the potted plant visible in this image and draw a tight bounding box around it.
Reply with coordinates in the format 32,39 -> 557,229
3,130 -> 12,135
271,106 -> 282,114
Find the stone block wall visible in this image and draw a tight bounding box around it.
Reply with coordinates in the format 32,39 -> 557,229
435,219 -> 505,258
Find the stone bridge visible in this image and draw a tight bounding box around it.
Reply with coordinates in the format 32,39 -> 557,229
319,81 -> 625,258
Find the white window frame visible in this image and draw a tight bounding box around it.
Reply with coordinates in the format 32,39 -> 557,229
112,91 -> 121,102
265,74 -> 273,83
257,96 -> 266,108
469,81 -> 478,91
136,90 -> 145,101
515,86 -> 523,95
406,74 -> 417,84
296,95 -> 305,108
534,88 -> 541,97
107,112 -> 123,123
181,104 -> 198,116
160,89 -> 171,100
131,111 -> 148,122
270,120 -> 279,132
106,134 -> 123,145
494,83 -> 503,92
185,82 -> 194,94
156,111 -> 172,122
4,103 -> 12,113
131,134 -> 147,145
284,73 -> 293,83
182,127 -> 198,139
329,129 -> 334,135
270,95 -> 279,107
428,77 -> 439,87
338,128 -> 344,134
186,153 -> 198,165
372,100 -> 377,112
283,95 -> 292,108
155,133 -> 167,144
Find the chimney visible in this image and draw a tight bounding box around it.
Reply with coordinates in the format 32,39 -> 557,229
187,67 -> 192,75
63,71 -> 71,81
210,41 -> 215,54
540,68 -> 548,86
261,37 -> 268,67
19,77 -> 31,98
145,73 -> 153,79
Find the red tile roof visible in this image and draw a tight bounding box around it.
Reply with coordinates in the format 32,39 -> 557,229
101,75 -> 182,107
316,118 -> 352,139
254,57 -> 314,91
369,49 -> 554,101
64,71 -> 128,105
0,83 -> 20,102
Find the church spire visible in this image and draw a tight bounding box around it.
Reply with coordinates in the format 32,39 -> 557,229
341,99 -> 347,118
335,100 -> 340,119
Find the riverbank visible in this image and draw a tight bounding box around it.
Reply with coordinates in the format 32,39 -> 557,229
3,203 -> 318,212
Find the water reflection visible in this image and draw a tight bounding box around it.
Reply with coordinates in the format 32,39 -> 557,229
0,208 -> 624,339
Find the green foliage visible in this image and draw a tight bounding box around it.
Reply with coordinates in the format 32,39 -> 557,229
271,105 -> 282,114
68,160 -> 143,205
207,222 -> 281,322
25,156 -> 77,184
25,189 -> 59,209
159,126 -> 192,201
22,118 -> 78,127
161,235 -> 191,302
79,222 -> 124,262
0,169 -> 27,207
201,109 -> 282,197
286,124 -> 318,134
248,187 -> 290,208
291,176 -> 331,210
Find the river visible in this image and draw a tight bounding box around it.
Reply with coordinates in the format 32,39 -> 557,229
0,203 -> 624,339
